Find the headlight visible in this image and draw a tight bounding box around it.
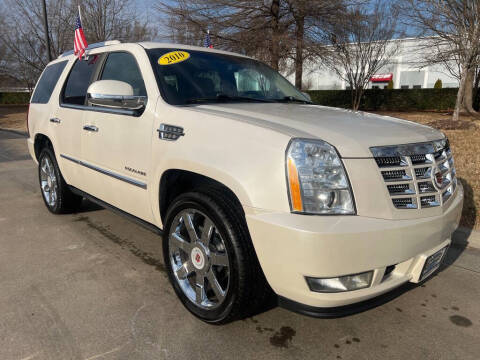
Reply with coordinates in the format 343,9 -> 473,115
286,138 -> 355,214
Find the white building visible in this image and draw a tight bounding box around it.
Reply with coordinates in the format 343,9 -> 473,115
288,37 -> 460,90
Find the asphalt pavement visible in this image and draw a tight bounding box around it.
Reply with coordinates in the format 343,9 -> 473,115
0,129 -> 479,360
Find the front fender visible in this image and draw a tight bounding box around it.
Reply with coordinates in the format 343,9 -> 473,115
150,160 -> 254,228
149,102 -> 293,228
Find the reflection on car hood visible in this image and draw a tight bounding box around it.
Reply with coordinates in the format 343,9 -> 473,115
187,103 -> 443,158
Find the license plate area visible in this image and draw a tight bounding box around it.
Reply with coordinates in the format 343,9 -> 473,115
420,247 -> 447,281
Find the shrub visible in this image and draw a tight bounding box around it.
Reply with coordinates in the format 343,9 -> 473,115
434,79 -> 443,89
307,88 -> 458,111
0,92 -> 30,104
387,79 -> 394,89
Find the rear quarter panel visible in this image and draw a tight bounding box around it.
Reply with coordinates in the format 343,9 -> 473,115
28,57 -> 74,164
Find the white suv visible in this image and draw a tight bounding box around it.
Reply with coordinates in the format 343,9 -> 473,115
27,41 -> 463,323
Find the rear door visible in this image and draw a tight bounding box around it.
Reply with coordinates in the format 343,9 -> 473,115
53,55 -> 104,187
81,50 -> 155,222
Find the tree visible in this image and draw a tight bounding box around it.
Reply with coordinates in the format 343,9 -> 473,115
284,0 -> 351,89
155,1 -> 293,71
80,0 -> 155,43
387,79 -> 394,89
0,0 -> 156,89
434,79 -> 442,89
322,0 -> 400,110
399,0 -> 480,121
156,0 -> 354,90
0,0 -> 74,89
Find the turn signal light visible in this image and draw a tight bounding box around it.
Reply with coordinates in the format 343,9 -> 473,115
287,157 -> 303,212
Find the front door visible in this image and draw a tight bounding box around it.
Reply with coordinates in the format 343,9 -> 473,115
80,51 -> 155,223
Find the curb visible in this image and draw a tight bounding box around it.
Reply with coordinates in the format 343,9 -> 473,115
452,227 -> 480,250
0,128 -> 28,138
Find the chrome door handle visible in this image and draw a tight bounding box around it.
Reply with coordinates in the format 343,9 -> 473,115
83,125 -> 99,132
50,118 -> 61,124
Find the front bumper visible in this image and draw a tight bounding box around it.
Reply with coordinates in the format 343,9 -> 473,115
245,183 -> 463,311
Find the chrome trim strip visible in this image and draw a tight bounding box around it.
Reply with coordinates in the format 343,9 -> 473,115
370,139 -> 448,157
60,154 -> 147,189
59,40 -> 121,58
87,93 -> 147,110
60,103 -> 138,116
89,93 -> 145,101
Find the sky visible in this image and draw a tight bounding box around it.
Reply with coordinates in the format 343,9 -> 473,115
135,0 -> 159,20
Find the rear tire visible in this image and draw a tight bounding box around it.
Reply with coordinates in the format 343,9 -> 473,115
163,187 -> 272,324
38,147 -> 82,214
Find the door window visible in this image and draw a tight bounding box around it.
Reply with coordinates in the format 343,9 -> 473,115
62,56 -> 100,105
31,61 -> 68,104
100,52 -> 146,96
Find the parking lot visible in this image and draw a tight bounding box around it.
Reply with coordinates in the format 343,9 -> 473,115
0,129 -> 479,360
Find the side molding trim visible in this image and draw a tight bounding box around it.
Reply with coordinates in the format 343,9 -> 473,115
60,154 -> 147,189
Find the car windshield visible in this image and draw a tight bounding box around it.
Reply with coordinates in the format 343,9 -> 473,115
147,48 -> 311,106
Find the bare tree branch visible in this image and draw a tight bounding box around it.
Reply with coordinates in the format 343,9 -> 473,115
321,0 -> 400,110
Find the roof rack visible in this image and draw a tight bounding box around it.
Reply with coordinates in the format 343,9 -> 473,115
58,40 -> 121,58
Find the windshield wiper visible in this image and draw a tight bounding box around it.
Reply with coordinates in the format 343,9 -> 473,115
185,94 -> 274,104
273,96 -> 312,104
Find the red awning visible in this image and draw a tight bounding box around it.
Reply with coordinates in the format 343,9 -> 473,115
370,73 -> 393,82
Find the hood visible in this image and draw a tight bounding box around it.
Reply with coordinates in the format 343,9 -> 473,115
185,103 -> 443,158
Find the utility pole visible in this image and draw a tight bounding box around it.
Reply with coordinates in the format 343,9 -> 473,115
41,0 -> 52,62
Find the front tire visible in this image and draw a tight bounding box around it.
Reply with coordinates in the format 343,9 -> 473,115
38,147 -> 82,214
163,188 -> 271,324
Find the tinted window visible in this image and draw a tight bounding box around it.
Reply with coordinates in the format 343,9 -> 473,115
100,52 -> 146,96
62,56 -> 101,105
147,49 -> 309,105
31,61 -> 67,104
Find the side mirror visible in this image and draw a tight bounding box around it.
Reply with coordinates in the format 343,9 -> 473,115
302,92 -> 312,102
87,80 -> 146,111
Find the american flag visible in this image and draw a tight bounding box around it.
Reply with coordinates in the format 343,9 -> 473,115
74,12 -> 88,59
204,31 -> 213,48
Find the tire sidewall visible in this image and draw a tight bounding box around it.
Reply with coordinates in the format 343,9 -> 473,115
163,193 -> 240,323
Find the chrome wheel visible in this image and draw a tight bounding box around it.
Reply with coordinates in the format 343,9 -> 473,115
168,209 -> 230,309
40,156 -> 57,208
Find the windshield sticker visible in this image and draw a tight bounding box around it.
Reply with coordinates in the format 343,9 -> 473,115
158,51 -> 190,65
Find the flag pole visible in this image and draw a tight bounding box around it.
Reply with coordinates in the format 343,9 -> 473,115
41,0 -> 52,61
78,5 -> 83,26
78,5 -> 87,59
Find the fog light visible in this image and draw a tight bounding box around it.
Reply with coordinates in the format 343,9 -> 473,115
306,271 -> 373,293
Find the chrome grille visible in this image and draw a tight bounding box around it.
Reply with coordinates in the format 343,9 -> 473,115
414,167 -> 430,179
418,181 -> 436,193
392,197 -> 416,209
371,139 -> 457,209
387,183 -> 415,195
381,169 -> 411,182
420,195 -> 439,208
411,154 -> 428,164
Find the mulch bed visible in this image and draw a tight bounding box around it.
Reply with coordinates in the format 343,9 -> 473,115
426,119 -> 478,130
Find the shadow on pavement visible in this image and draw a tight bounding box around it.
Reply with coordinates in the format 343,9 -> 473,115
75,198 -> 104,213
